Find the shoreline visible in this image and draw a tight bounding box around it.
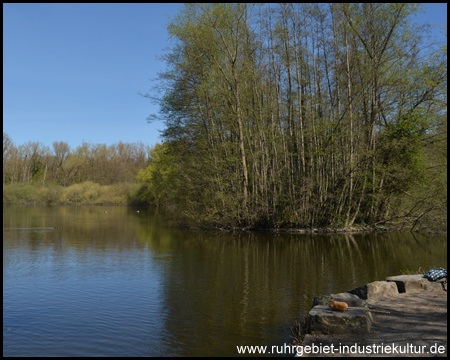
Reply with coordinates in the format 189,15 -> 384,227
3,202 -> 446,234
184,223 -> 446,234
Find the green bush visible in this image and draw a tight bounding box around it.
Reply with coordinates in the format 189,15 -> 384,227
125,183 -> 144,205
3,184 -> 40,204
62,183 -> 84,204
3,182 -> 138,205
97,183 -> 128,204
44,185 -> 63,204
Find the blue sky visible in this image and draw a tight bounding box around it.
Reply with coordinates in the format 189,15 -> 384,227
3,3 -> 447,150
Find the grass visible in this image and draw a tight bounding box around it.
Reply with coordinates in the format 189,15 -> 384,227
289,311 -> 309,345
399,267 -> 429,275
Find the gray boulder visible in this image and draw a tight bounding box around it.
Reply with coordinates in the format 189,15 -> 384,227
348,281 -> 398,300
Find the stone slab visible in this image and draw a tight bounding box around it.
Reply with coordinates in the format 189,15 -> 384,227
348,281 -> 398,300
312,292 -> 368,308
386,274 -> 444,293
299,291 -> 447,357
308,305 -> 372,335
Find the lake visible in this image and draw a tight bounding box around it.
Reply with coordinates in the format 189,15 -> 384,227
3,205 -> 447,356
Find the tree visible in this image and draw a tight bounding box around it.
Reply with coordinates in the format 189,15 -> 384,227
146,3 -> 447,229
136,143 -> 177,206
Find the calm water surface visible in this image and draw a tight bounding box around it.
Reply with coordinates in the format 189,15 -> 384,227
3,205 -> 447,356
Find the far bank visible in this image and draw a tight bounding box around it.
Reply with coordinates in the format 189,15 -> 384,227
3,182 -> 447,234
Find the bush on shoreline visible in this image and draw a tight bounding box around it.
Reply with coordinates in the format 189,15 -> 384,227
3,182 -> 145,206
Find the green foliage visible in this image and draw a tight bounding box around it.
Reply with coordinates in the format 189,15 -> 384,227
378,108 -> 429,193
142,3 -> 446,230
42,185 -> 64,204
136,143 -> 178,206
3,184 -> 40,204
3,182 -> 141,205
61,182 -> 99,204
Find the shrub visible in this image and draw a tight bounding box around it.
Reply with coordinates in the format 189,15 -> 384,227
3,182 -> 138,205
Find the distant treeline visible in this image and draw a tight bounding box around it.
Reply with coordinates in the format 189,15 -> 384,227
2,136 -> 149,186
2,136 -> 154,205
141,3 -> 447,230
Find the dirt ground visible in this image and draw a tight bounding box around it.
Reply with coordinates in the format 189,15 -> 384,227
299,290 -> 447,357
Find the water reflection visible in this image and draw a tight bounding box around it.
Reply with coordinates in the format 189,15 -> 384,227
3,205 -> 447,357
138,228 -> 446,356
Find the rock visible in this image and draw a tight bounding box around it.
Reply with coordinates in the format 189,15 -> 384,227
440,279 -> 447,291
312,294 -> 334,307
348,281 -> 398,300
300,290 -> 447,357
333,292 -> 369,307
312,292 -> 368,308
386,274 -> 424,292
308,306 -> 372,335
302,274 -> 447,356
385,274 -> 444,293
